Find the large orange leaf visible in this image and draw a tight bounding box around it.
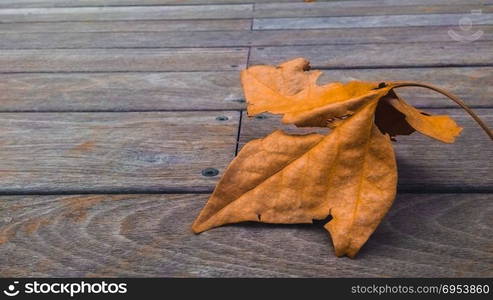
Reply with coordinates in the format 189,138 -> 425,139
192,97 -> 396,258
193,58 -> 492,258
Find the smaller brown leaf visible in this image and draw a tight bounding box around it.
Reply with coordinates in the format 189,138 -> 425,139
384,91 -> 462,143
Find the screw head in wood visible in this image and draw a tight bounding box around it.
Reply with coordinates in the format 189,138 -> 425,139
202,168 -> 219,177
216,115 -> 229,121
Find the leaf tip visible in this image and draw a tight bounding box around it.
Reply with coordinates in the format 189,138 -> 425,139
432,118 -> 463,143
191,221 -> 206,234
443,125 -> 463,143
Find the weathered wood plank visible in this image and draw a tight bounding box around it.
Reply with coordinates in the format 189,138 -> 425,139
255,3 -> 493,18
250,42 -> 493,68
0,48 -> 248,72
318,67 -> 493,108
0,0 -> 311,8
239,109 -> 493,191
3,26 -> 493,48
0,193 -> 491,277
0,0 -> 489,9
0,111 -> 239,193
0,5 -> 253,23
254,13 -> 493,30
0,19 -> 252,33
0,0 -> 488,15
0,67 -> 491,112
0,111 -> 486,195
0,71 -> 244,111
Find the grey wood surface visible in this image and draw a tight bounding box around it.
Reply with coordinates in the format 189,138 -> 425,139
0,0 -> 313,8
0,111 -> 239,193
0,19 -> 252,33
1,67 -> 491,112
317,67 -> 493,108
2,26 -> 493,49
239,109 -> 493,192
0,193 -> 491,277
0,5 -> 253,22
255,14 -> 493,29
0,110 -> 489,194
255,2 -> 493,18
0,0 -> 490,9
0,48 -> 248,72
250,42 -> 493,68
0,71 -> 244,111
0,0 -> 491,278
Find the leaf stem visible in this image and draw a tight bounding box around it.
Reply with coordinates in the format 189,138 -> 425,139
389,82 -> 493,141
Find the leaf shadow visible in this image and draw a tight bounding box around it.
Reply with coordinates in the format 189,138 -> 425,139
213,191 -> 427,259
395,155 -> 435,192
354,191 -> 418,259
220,214 -> 333,232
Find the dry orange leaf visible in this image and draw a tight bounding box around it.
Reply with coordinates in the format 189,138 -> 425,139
192,58 -> 493,258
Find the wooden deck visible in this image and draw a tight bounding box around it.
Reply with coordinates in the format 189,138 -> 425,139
0,0 -> 492,277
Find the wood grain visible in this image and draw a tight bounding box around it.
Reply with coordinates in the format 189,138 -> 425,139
0,193 -> 491,277
0,109 -> 487,194
0,111 -> 239,193
255,3 -> 493,18
0,5 -> 253,23
0,48 -> 248,72
239,109 -> 493,192
0,71 -> 244,111
317,67 -> 493,108
0,0 -> 489,9
3,26 -> 493,48
0,19 -> 252,33
250,42 -> 493,68
0,0 -> 310,8
1,0 -> 491,279
1,67 -> 491,112
254,13 -> 493,30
